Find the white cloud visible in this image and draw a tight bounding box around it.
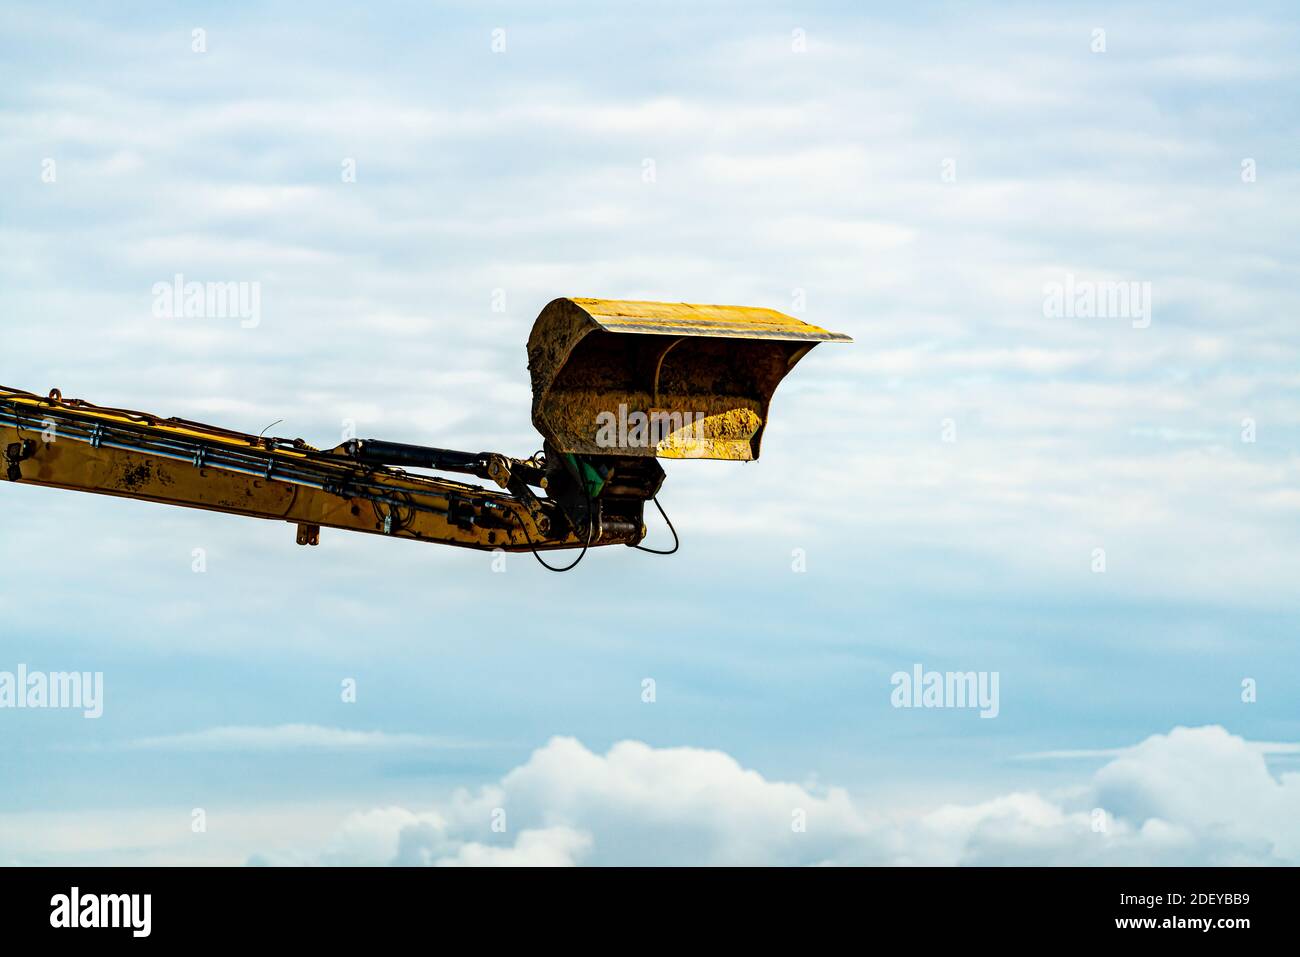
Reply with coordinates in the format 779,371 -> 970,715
434,828 -> 592,867
265,726 -> 1300,866
123,724 -> 478,752
1018,740 -> 1300,761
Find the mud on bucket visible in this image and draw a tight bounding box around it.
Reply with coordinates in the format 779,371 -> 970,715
527,298 -> 852,462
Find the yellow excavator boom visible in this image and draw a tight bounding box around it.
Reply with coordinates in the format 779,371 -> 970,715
1,298 -> 848,563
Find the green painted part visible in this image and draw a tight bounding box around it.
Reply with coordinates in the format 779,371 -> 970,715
563,453 -> 608,499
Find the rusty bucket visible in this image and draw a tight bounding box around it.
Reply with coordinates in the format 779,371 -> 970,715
527,298 -> 851,461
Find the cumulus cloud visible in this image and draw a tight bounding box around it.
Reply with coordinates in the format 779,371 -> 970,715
263,726 -> 1300,866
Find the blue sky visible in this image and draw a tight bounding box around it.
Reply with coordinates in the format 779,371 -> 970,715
1,1 -> 1298,864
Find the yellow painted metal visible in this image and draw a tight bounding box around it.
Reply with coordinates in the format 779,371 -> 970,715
527,298 -> 850,461
0,388 -> 572,552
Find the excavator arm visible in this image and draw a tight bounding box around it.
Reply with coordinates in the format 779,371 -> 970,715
1,298 -> 849,562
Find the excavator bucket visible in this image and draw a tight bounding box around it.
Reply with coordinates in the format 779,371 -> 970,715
527,298 -> 851,461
